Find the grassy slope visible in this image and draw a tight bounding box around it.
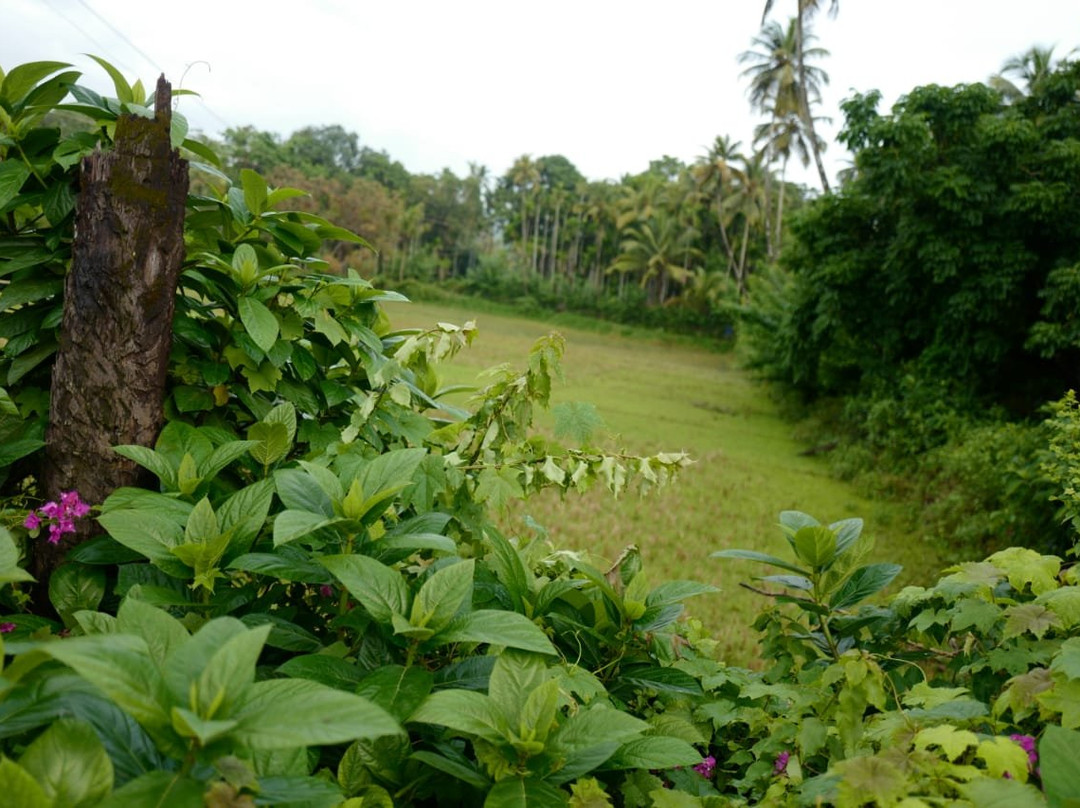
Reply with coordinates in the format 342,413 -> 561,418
386,300 -> 947,664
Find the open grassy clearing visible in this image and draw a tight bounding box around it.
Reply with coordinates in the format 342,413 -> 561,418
386,300 -> 950,665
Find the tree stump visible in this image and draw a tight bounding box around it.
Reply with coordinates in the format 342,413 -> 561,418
36,76 -> 188,589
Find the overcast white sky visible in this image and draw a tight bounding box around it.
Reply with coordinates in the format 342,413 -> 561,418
3,1 -> 1079,188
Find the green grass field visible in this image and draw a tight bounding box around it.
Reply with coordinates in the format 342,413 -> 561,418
385,299 -> 949,665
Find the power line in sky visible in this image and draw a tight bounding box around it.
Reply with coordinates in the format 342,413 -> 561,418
73,0 -> 164,76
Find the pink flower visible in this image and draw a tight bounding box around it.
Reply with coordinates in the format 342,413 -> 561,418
320,584 -> 335,598
0,622 -> 15,634
693,755 -> 716,779
24,491 -> 92,545
1010,734 -> 1038,770
774,751 -> 791,776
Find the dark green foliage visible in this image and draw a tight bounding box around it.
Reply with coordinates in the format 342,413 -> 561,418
750,62 -> 1080,409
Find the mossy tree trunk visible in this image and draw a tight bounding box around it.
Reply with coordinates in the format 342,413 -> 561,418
35,77 -> 188,590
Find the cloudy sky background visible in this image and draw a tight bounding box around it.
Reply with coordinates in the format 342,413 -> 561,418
3,1 -> 1079,188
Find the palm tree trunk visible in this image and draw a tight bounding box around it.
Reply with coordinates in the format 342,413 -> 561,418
736,217 -> 751,299
796,10 -> 831,194
775,160 -> 787,253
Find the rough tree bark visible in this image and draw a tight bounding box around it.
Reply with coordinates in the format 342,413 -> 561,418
35,76 -> 188,589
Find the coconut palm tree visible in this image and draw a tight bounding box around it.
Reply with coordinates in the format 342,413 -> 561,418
758,0 -> 837,192
990,45 -> 1076,102
723,152 -> 770,299
692,136 -> 744,278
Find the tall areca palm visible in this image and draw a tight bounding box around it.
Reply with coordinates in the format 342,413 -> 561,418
758,0 -> 836,192
753,108 -> 823,254
723,152 -> 770,299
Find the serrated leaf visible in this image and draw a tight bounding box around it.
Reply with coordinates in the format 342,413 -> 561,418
602,736 -> 701,770
987,547 -> 1061,595
913,725 -> 978,761
1003,603 -> 1062,640
486,777 -> 568,808
553,401 -> 605,444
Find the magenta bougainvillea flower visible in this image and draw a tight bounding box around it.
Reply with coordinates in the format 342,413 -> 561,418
23,491 -> 92,545
693,755 -> 716,778
0,622 -> 15,634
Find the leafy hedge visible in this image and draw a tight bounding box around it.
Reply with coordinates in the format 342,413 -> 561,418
0,59 -> 1078,807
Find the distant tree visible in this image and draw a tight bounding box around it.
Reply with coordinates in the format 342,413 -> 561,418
220,125 -> 283,175
990,44 -> 1076,101
284,124 -> 360,173
749,60 -> 1080,412
758,0 -> 837,192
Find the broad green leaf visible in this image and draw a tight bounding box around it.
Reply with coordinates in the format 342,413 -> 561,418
0,757 -> 49,808
249,421 -> 291,467
489,650 -> 549,725
549,704 -> 648,757
615,666 -> 702,696
1038,587 -> 1080,629
217,479 -> 274,557
408,689 -> 507,743
0,161 -> 30,210
792,525 -> 837,569
0,527 -> 34,585
251,775 -> 343,806
96,770 -> 204,808
195,623 -> 270,718
830,518 -> 863,555
199,440 -> 257,482
409,750 -> 490,789
87,54 -> 133,102
710,549 -> 809,576
646,580 -> 720,606
517,678 -> 560,747
264,401 -> 298,443
0,60 -> 71,105
18,718 -> 112,808
112,445 -> 176,488
238,296 -> 279,353
183,497 -> 218,544
352,447 -> 427,498
275,467 -> 335,515
830,563 -> 903,610
273,509 -> 346,547
40,634 -> 170,734
73,610 -> 117,635
1041,725 -> 1080,807
48,563 -> 106,621
278,655 -> 365,692
321,554 -> 409,623
483,529 -> 531,612
240,168 -> 268,216
228,551 -> 333,584
411,559 -> 474,632
485,777 -> 568,808
232,678 -> 401,748
602,736 -> 702,770
116,598 -> 189,669
169,707 -> 238,745
436,609 -> 557,655
163,617 -> 248,706
354,665 -> 434,722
